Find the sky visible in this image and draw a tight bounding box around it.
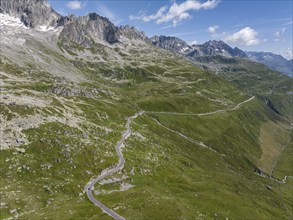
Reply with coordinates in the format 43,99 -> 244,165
49,0 -> 293,59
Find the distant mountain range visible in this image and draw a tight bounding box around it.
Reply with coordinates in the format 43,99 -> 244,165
151,36 -> 247,58
151,35 -> 292,77
0,0 -> 148,47
246,51 -> 292,77
0,0 -> 291,77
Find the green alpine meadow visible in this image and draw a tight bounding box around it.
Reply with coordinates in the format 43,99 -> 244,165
0,0 -> 292,219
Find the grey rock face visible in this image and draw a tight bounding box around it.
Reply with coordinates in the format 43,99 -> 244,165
49,84 -> 99,98
151,37 -> 247,59
0,0 -> 148,47
59,13 -> 119,47
232,47 -> 247,58
195,40 -> 247,58
119,25 -> 149,42
151,34 -> 291,77
150,35 -> 193,54
0,0 -> 61,28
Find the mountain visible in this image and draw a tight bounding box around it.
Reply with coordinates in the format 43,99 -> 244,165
151,37 -> 247,58
0,0 -> 147,47
191,40 -> 247,58
59,13 -> 119,47
149,35 -> 292,115
151,35 -> 292,77
0,0 -> 61,28
1,1 -> 292,220
150,35 -> 193,54
119,25 -> 148,42
246,51 -> 293,77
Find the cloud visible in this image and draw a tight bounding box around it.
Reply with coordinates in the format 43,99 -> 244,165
274,27 -> 286,41
275,27 -> 286,38
189,40 -> 198,45
130,0 -> 220,27
66,1 -> 82,10
224,27 -> 262,46
274,27 -> 286,42
208,25 -> 219,33
280,48 -> 293,60
130,7 -> 167,22
55,8 -> 66,16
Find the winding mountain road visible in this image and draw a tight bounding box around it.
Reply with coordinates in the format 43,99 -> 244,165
85,96 -> 255,220
147,96 -> 254,116
86,111 -> 144,220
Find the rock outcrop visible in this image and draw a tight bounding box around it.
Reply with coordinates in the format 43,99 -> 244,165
0,0 -> 60,28
194,40 -> 247,58
150,35 -> 193,54
59,13 -> 119,47
119,25 -> 148,42
150,37 -> 248,59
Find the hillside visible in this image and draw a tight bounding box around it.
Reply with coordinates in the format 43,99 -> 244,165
0,1 -> 292,220
151,36 -> 292,78
246,51 -> 293,77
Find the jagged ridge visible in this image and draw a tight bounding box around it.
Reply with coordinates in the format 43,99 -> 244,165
0,0 -> 60,28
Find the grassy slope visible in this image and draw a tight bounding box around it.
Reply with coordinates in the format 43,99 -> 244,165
216,58 -> 292,119
0,42 -> 292,220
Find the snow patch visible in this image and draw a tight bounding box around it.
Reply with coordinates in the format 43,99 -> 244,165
0,13 -> 28,29
180,47 -> 190,53
37,25 -> 63,34
37,25 -> 55,32
0,13 -> 62,34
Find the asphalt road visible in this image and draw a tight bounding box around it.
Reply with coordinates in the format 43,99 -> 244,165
86,112 -> 144,220
85,97 -> 255,219
147,96 -> 255,116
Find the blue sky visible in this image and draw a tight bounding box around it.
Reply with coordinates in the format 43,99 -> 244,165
49,0 -> 292,59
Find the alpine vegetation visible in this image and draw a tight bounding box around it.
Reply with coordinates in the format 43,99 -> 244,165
0,0 -> 292,219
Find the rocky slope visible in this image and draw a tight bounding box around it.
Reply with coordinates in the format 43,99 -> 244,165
59,13 -> 119,47
0,0 -> 61,28
150,36 -> 247,58
151,35 -> 292,77
193,40 -> 247,58
0,1 -> 292,220
119,25 -> 148,42
0,0 -> 147,47
150,35 -> 193,54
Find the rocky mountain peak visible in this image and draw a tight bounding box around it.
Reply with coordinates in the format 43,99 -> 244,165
202,40 -> 232,52
150,35 -> 193,54
203,40 -> 225,46
0,0 -> 61,28
150,37 -> 247,59
59,13 -> 119,47
0,0 -> 149,47
192,40 -> 247,58
119,25 -> 148,41
233,47 -> 247,58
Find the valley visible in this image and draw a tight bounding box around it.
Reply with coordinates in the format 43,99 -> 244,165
0,1 -> 292,220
